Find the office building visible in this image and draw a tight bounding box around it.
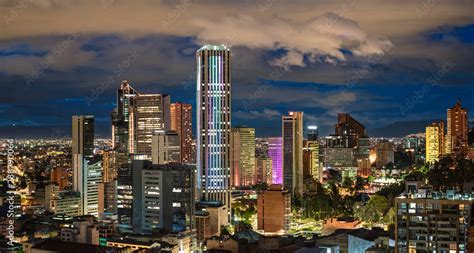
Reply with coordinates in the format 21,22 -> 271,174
335,113 -> 366,148
72,115 -> 100,216
395,189 -> 473,252
307,125 -> 318,141
256,156 -> 273,185
231,127 -> 256,187
131,160 -> 173,234
50,167 -> 68,190
170,102 -> 194,163
268,137 -> 283,185
151,130 -> 181,164
426,121 -> 445,163
282,112 -> 304,196
257,184 -> 291,235
102,150 -> 115,183
132,94 -> 170,158
196,45 -> 232,215
116,163 -> 133,233
117,160 -> 195,234
111,80 -> 139,154
374,141 -> 394,168
446,100 -> 469,154
303,139 -> 321,182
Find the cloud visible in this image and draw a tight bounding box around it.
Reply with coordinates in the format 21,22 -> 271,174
234,108 -> 281,120
194,13 -> 392,67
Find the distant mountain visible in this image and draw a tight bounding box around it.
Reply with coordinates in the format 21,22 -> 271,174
368,120 -> 440,138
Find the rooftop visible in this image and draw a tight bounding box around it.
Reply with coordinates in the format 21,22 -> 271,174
198,44 -> 230,51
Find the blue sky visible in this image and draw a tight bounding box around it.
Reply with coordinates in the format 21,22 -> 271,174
0,0 -> 473,137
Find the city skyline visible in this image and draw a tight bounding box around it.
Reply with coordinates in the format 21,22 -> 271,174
1,1 -> 473,138
1,2 -> 474,251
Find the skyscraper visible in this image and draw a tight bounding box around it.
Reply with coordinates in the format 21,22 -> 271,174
196,45 -> 231,214
335,113 -> 366,148
132,94 -> 170,158
231,127 -> 256,187
426,121 -> 445,163
282,112 -> 304,196
446,100 -> 469,154
170,102 -> 194,163
268,137 -> 283,185
71,115 -> 98,216
111,80 -> 139,154
151,130 -> 181,165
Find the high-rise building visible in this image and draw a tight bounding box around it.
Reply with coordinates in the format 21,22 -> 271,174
116,163 -> 133,233
131,160 -> 173,234
374,141 -> 394,168
132,94 -> 170,158
231,127 -> 256,187
102,150 -> 115,183
111,80 -> 139,154
267,137 -> 283,185
83,160 -> 103,216
256,156 -> 273,185
257,184 -> 291,235
72,115 -> 97,216
307,125 -> 318,141
117,160 -> 195,234
335,113 -> 366,148
446,100 -> 469,154
426,121 -> 445,163
151,131 -> 181,164
170,102 -> 194,163
303,140 -> 321,182
196,45 -> 231,214
282,112 -> 304,196
395,189 -> 473,252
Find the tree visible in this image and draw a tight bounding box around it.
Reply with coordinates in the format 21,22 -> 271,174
353,195 -> 389,227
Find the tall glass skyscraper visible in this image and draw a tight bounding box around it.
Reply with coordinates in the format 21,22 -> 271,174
282,112 -> 304,196
71,115 -> 97,216
267,137 -> 283,185
196,45 -> 231,213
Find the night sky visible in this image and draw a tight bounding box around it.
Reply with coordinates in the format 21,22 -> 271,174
0,0 -> 473,138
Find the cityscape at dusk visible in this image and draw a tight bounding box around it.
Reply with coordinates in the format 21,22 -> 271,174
0,0 -> 474,252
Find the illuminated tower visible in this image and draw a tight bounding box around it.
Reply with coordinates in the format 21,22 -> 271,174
231,127 -> 256,187
111,80 -> 139,154
282,112 -> 303,196
303,126 -> 321,182
196,45 -> 231,213
446,100 -> 469,154
268,137 -> 283,185
132,94 -> 170,158
170,102 -> 193,163
72,115 -> 98,216
335,113 -> 366,148
426,121 -> 445,163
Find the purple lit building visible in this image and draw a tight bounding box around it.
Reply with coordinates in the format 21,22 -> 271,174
267,137 -> 283,184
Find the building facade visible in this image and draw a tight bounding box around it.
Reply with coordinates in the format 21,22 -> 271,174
267,137 -> 283,185
132,94 -> 170,158
196,45 -> 232,215
395,189 -> 473,252
231,127 -> 256,187
170,102 -> 194,163
282,112 -> 304,196
426,121 -> 445,163
257,184 -> 291,235
446,100 -> 469,155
